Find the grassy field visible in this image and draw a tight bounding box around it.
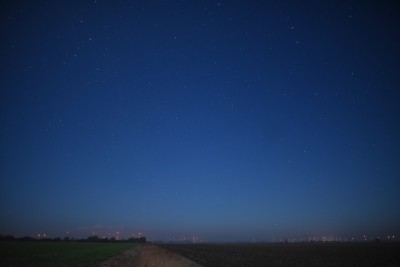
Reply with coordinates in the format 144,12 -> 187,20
0,241 -> 139,267
161,243 -> 400,267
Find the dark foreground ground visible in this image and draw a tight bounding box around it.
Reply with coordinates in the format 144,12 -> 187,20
161,243 -> 400,267
0,241 -> 139,267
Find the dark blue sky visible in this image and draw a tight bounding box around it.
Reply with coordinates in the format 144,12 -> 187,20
1,0 -> 399,242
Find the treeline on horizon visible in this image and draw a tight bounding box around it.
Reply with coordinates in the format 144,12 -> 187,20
0,234 -> 146,243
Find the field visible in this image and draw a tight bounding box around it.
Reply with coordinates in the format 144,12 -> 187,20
161,243 -> 400,267
0,241 -> 139,267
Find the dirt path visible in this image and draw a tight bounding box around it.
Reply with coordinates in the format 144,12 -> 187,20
94,247 -> 138,267
94,245 -> 201,267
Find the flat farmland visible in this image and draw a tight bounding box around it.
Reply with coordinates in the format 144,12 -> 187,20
0,241 -> 139,267
161,243 -> 400,267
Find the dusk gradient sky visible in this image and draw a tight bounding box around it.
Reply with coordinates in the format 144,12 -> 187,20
1,0 -> 400,242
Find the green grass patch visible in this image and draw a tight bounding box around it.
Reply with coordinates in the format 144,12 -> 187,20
0,241 -> 139,267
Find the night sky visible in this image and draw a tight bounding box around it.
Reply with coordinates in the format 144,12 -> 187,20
1,0 -> 399,242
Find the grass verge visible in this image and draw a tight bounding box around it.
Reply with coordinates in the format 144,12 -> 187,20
0,241 -> 139,267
